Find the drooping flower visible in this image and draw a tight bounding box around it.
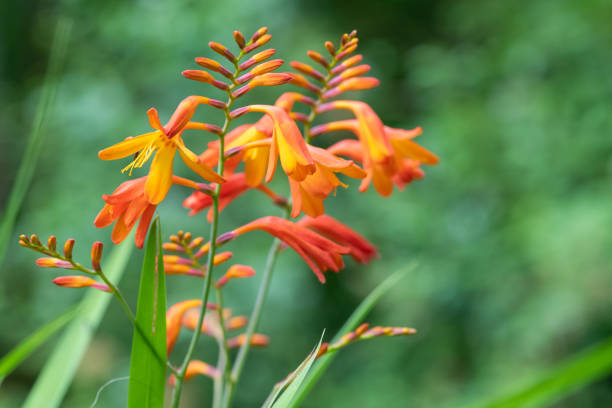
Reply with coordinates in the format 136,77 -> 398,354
98,96 -> 225,204
230,104 -> 315,183
166,299 -> 203,354
297,215 -> 378,263
231,216 -> 351,282
94,175 -> 204,248
313,118 -> 438,196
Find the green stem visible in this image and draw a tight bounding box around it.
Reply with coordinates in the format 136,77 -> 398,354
222,206 -> 290,408
213,287 -> 230,408
170,43 -> 250,408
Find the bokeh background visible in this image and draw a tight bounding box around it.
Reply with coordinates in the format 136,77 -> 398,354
2,0 -> 612,406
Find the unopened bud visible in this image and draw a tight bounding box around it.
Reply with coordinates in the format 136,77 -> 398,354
290,112 -> 308,123
288,73 -> 321,93
307,50 -> 329,68
226,316 -> 248,330
229,106 -> 250,119
341,33 -> 349,46
195,57 -> 233,79
316,342 -> 329,357
251,73 -> 292,87
239,49 -> 275,71
91,241 -> 103,271
208,41 -> 236,63
216,264 -> 255,288
63,239 -> 75,259
227,333 -> 269,348
336,44 -> 357,61
251,59 -> 284,76
290,61 -> 325,81
30,234 -> 41,246
355,323 -> 370,336
162,243 -> 185,252
213,251 -> 233,266
182,70 -> 230,90
216,231 -> 236,246
183,232 -> 192,244
189,237 -> 204,249
327,65 -> 371,87
36,257 -> 73,269
47,236 -> 57,251
243,34 -> 272,53
322,77 -> 379,100
325,41 -> 336,56
330,54 -> 363,75
233,30 -> 246,49
251,27 -> 268,42
53,276 -> 111,292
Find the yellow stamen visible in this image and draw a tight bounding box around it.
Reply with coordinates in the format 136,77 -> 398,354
121,140 -> 158,175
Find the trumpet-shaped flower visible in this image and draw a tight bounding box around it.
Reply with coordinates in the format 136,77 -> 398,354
94,175 -> 203,248
98,96 -> 225,204
231,104 -> 315,182
297,215 -> 378,263
288,145 -> 366,218
232,216 -> 351,282
315,119 -> 438,196
166,299 -> 202,354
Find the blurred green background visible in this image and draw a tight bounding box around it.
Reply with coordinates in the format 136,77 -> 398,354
2,0 -> 612,406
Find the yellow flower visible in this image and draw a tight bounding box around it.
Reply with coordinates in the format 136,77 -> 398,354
98,96 -> 225,204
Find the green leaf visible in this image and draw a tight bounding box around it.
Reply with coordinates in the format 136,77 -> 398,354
265,332 -> 325,408
289,263 -> 416,407
0,18 -> 71,268
127,217 -> 167,408
22,235 -> 134,408
0,306 -> 78,385
471,336 -> 612,408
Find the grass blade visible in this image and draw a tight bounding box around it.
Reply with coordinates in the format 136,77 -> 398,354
0,18 -> 72,268
473,336 -> 612,408
127,217 -> 167,408
266,332 -> 325,408
22,236 -> 134,408
289,263 -> 416,407
0,306 -> 78,385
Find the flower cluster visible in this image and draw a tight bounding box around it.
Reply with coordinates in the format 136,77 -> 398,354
20,26 -> 438,407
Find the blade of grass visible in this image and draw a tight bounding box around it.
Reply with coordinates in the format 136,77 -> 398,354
267,332 -> 325,408
0,17 -> 72,268
22,236 -> 134,408
289,263 -> 417,407
472,336 -> 612,408
127,217 -> 167,408
0,306 -> 78,385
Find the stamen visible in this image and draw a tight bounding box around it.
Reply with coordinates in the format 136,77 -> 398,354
121,141 -> 157,175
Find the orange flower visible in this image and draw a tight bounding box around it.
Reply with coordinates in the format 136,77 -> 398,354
166,299 -> 202,354
94,175 -> 202,248
98,96 -> 225,204
230,104 -> 315,183
314,119 -> 438,196
169,360 -> 219,385
232,216 -> 351,282
288,145 -> 366,218
52,276 -> 110,292
297,215 -> 378,263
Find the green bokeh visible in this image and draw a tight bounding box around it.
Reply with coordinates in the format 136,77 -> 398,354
1,0 -> 611,407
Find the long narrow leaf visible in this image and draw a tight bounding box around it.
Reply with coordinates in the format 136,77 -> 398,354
127,217 -> 167,407
474,336 -> 612,408
0,306 -> 78,385
290,263 -> 416,407
0,18 -> 71,268
268,332 -> 325,408
22,236 -> 134,408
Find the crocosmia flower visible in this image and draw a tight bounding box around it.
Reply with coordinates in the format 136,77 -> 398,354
98,96 -> 225,204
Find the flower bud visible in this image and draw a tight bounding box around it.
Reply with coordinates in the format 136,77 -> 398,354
63,238 -> 75,259
208,41 -> 236,63
327,65 -> 371,87
233,30 -> 246,49
52,276 -> 110,292
182,70 -> 230,90
288,73 -> 321,93
227,333 -> 269,348
243,34 -> 272,53
30,234 -> 41,246
36,257 -> 73,269
330,54 -> 363,75
195,57 -> 233,79
162,243 -> 185,252
239,49 -> 275,71
251,27 -> 268,42
215,264 -> 255,288
325,41 -> 336,56
47,236 -> 57,251
336,44 -> 357,61
216,231 -> 237,246
307,50 -> 329,68
226,316 -> 248,330
91,241 -> 103,271
183,232 -> 192,244
189,237 -> 204,249
290,61 -> 325,81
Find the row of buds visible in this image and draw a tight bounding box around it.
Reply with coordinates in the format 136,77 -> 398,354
19,234 -> 111,292
318,323 -> 417,356
288,30 -> 378,101
163,251 -> 233,277
183,26 -> 292,99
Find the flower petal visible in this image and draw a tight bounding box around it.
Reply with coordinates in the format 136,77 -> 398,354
176,139 -> 225,184
98,132 -> 158,160
145,145 -> 176,204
